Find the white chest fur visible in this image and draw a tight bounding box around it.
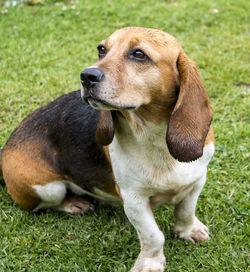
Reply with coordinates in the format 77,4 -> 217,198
109,117 -> 214,206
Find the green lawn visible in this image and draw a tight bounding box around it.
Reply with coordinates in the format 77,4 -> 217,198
0,0 -> 249,271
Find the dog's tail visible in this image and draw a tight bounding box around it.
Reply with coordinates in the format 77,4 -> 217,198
0,149 -> 3,177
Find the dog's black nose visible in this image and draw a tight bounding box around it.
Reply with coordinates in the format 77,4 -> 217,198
80,68 -> 104,88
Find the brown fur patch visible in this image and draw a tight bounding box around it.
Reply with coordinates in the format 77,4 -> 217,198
95,111 -> 114,145
205,126 -> 215,145
115,184 -> 123,204
100,145 -> 118,197
98,178 -> 118,197
2,145 -> 62,210
103,145 -> 112,165
166,51 -> 213,162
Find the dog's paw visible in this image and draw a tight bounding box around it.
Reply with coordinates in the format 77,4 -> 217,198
130,252 -> 166,272
174,217 -> 210,243
56,195 -> 95,214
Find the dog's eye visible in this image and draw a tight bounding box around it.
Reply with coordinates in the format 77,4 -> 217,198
97,45 -> 106,58
128,49 -> 149,62
133,50 -> 145,59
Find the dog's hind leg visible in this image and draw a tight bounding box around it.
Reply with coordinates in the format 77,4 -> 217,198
32,181 -> 67,211
33,181 -> 95,214
2,148 -> 94,214
55,193 -> 95,214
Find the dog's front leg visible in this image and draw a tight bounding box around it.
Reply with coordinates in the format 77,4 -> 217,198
173,173 -> 210,243
120,189 -> 166,272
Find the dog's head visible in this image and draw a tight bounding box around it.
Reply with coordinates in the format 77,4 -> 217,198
81,27 -> 212,162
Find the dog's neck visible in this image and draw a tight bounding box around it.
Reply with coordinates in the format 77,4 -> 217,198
118,101 -> 174,133
115,109 -> 168,148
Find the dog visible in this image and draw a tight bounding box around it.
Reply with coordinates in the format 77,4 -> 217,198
1,27 -> 214,272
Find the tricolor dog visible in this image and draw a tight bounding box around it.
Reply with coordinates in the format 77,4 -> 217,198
1,27 -> 214,272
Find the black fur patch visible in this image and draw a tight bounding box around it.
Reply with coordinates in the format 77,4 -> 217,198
5,91 -> 114,191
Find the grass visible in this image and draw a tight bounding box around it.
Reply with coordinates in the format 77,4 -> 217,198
0,0 -> 249,271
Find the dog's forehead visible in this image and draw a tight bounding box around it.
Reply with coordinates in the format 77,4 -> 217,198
103,27 -> 180,50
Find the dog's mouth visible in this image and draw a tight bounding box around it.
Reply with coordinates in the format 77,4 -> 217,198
81,87 -> 136,111
87,97 -> 136,110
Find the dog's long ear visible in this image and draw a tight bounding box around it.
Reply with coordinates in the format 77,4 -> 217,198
166,50 -> 213,162
96,110 -> 114,145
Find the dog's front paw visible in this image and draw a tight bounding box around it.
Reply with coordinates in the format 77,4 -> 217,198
174,217 -> 210,243
130,252 -> 166,272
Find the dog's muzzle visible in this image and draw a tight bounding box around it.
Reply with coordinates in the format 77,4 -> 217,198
80,68 -> 104,104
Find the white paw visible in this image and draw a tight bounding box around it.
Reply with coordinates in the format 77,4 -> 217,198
130,252 -> 166,272
174,217 -> 210,243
